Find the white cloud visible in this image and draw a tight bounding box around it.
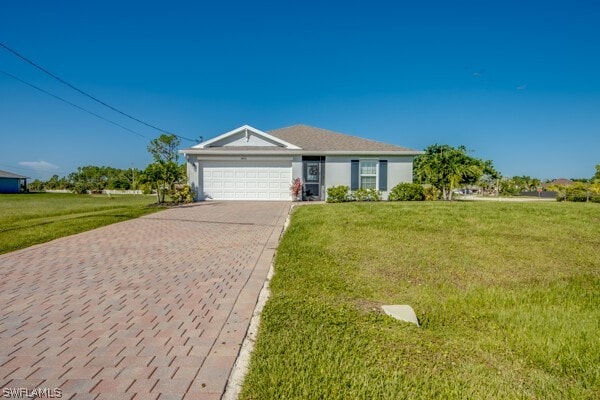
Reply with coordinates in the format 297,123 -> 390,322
516,84 -> 528,90
18,160 -> 60,172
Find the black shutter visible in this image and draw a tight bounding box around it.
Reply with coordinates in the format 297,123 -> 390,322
350,160 -> 359,190
379,160 -> 388,191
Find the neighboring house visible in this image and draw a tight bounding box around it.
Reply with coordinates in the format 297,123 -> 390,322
542,178 -> 575,188
180,124 -> 423,201
0,169 -> 29,193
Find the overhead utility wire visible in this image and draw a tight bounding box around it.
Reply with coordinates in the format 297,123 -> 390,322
0,42 -> 197,142
0,69 -> 150,140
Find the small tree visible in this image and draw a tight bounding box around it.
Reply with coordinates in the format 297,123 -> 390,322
414,144 -> 487,200
28,179 -> 45,192
145,134 -> 182,203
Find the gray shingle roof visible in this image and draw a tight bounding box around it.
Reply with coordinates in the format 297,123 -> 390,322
0,169 -> 29,179
268,124 -> 415,152
181,124 -> 422,155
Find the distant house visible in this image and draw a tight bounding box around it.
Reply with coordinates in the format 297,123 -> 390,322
180,124 -> 422,201
0,170 -> 29,193
543,178 -> 575,188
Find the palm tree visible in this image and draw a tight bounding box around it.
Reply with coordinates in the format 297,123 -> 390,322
415,144 -> 486,201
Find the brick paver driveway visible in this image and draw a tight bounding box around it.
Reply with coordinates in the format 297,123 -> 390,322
0,201 -> 290,399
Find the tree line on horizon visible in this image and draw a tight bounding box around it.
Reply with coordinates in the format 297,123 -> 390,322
28,134 -> 192,204
413,144 -> 599,201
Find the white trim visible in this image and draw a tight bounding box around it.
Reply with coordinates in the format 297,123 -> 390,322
192,125 -> 302,150
180,149 -> 423,156
359,158 -> 378,190
194,156 -> 293,162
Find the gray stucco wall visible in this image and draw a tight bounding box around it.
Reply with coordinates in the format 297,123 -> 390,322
184,154 -> 414,201
324,155 -> 414,200
186,159 -> 201,200
291,156 -> 302,181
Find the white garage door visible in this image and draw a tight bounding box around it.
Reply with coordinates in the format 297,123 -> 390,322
202,161 -> 292,200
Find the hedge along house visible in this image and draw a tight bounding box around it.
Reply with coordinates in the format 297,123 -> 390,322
0,169 -> 29,194
180,124 -> 423,201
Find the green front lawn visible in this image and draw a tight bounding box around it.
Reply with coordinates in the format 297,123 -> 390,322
241,202 -> 600,399
0,193 -> 162,254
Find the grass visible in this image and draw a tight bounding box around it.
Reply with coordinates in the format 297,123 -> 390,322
0,192 -> 162,254
240,201 -> 600,400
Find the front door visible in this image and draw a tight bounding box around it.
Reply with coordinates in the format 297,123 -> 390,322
303,157 -> 324,200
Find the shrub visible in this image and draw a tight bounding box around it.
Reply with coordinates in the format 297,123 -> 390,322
139,183 -> 153,195
388,183 -> 425,201
72,182 -> 90,195
171,184 -> 195,203
566,194 -> 600,203
327,185 -> 350,203
352,188 -> 382,201
423,185 -> 440,201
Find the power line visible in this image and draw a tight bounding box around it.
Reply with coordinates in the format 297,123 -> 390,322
0,69 -> 151,140
0,41 -> 197,142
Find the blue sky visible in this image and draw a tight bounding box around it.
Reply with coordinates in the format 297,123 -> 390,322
1,0 -> 599,181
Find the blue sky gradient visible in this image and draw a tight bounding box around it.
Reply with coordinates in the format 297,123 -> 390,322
1,0 -> 599,180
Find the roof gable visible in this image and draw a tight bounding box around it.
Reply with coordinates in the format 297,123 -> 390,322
192,125 -> 301,150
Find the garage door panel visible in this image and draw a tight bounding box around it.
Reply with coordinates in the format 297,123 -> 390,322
202,161 -> 291,200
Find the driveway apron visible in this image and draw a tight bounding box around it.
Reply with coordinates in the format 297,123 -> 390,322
0,201 -> 290,400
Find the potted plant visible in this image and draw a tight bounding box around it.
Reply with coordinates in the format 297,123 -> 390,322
290,177 -> 303,201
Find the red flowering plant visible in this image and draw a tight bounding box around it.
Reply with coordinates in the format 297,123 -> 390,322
290,177 -> 303,200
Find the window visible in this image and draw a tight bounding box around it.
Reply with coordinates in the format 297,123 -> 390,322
360,160 -> 377,189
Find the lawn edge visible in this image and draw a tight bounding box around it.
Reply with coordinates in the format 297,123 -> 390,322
222,204 -> 294,400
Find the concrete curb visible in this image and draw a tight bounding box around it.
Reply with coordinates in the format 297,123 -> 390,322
222,204 -> 294,400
